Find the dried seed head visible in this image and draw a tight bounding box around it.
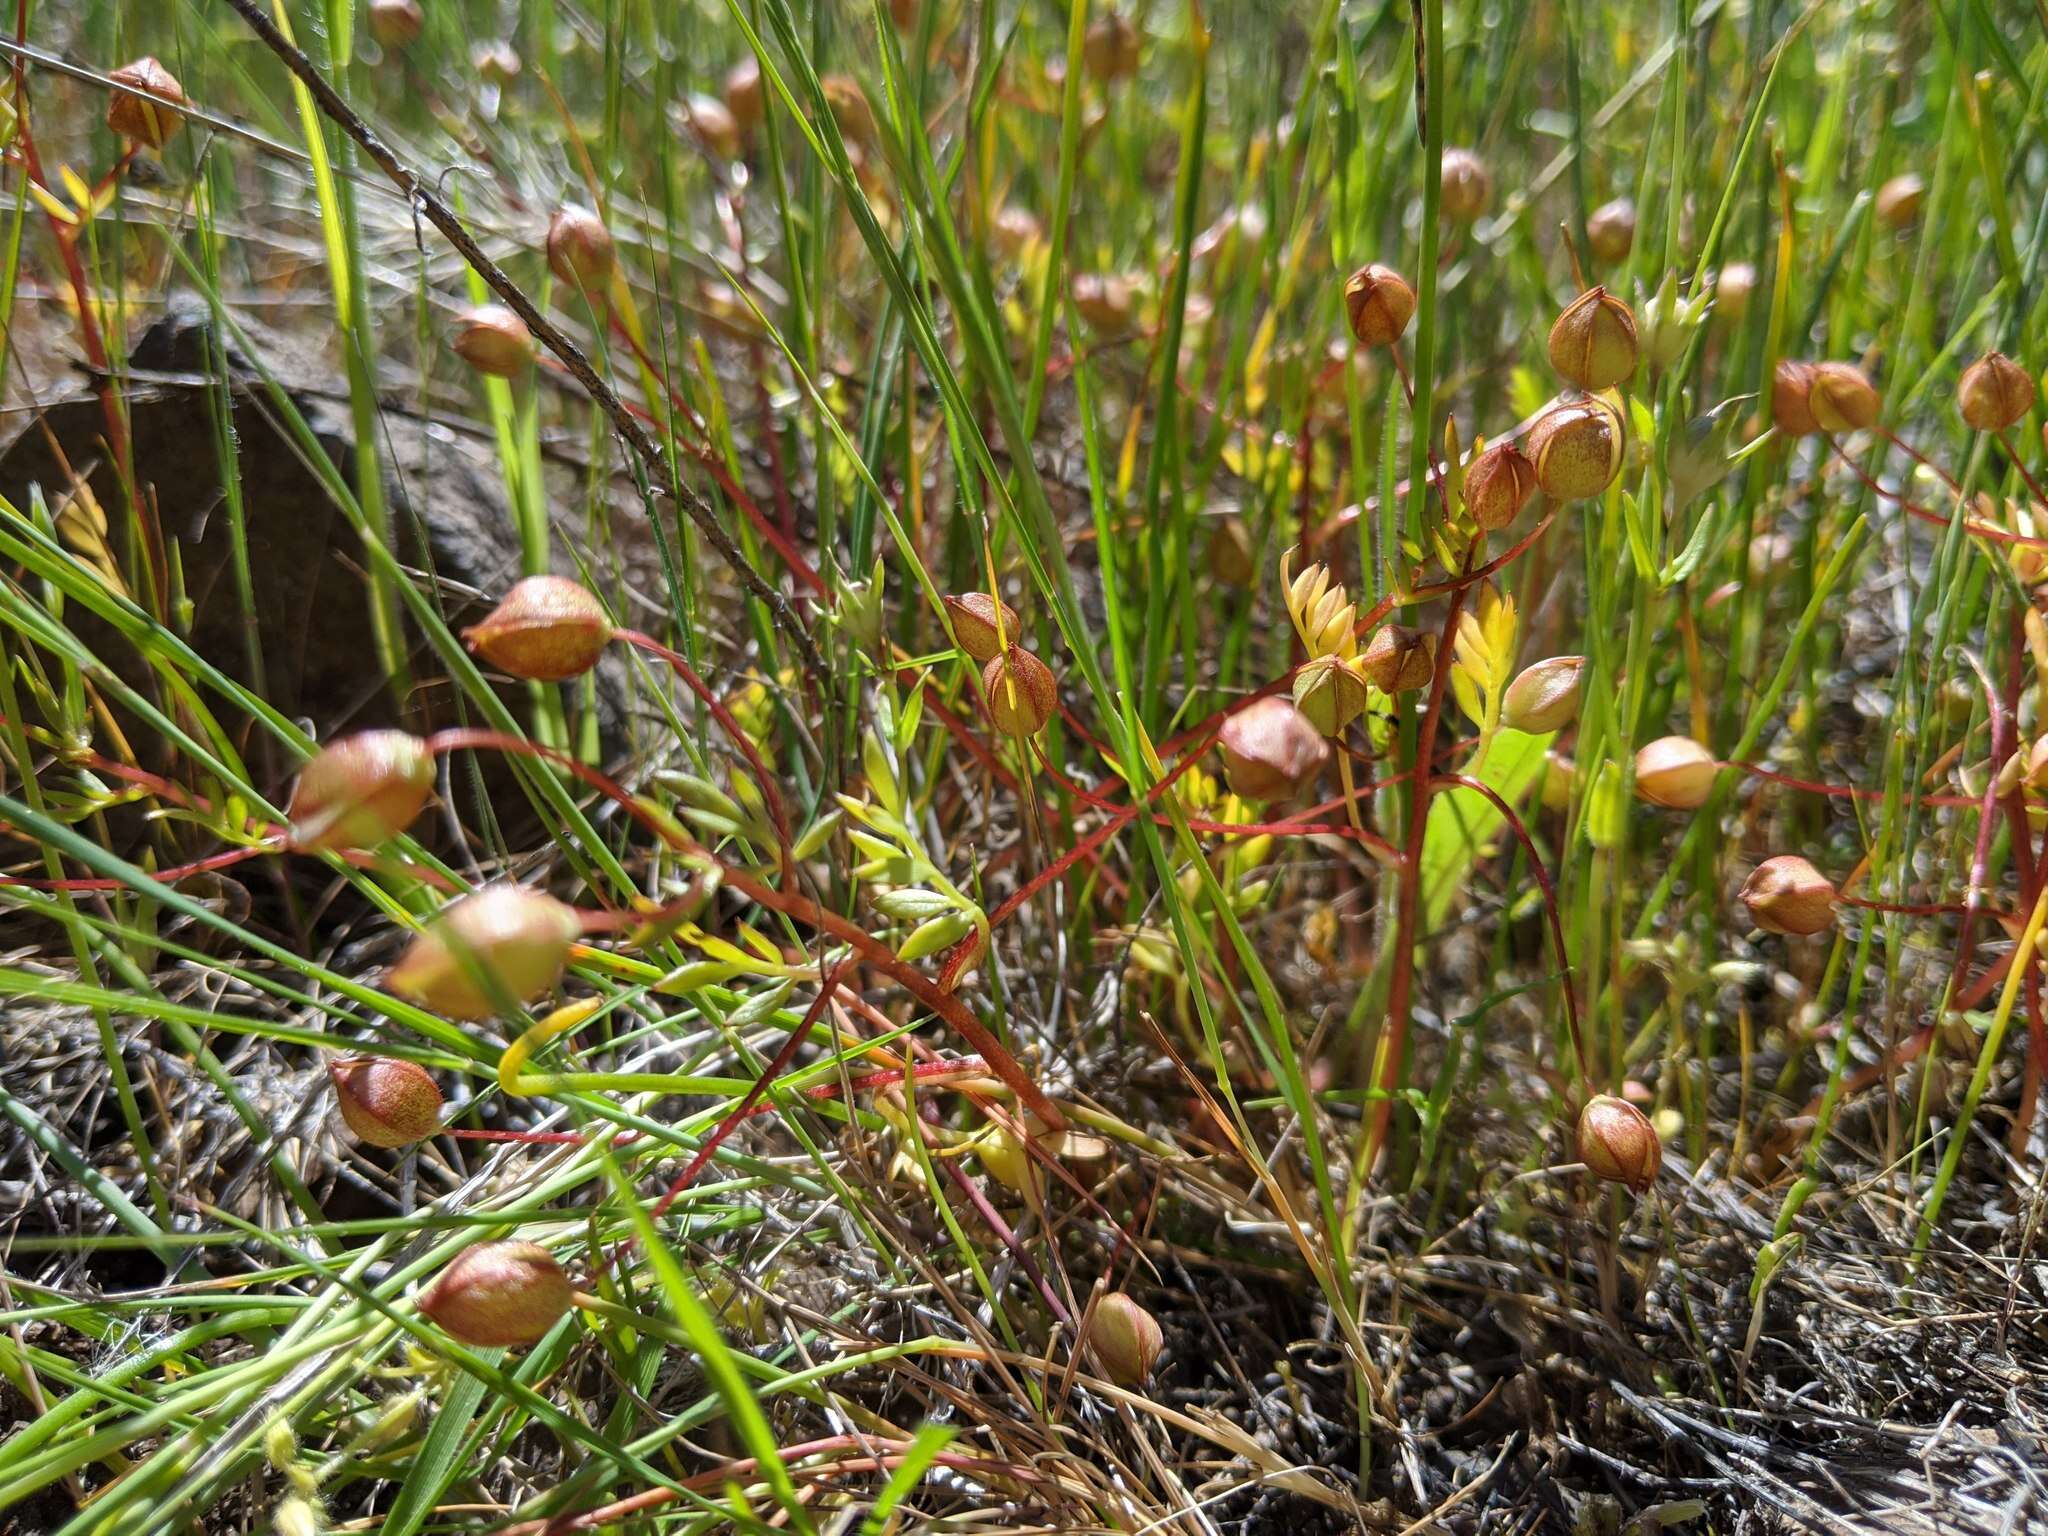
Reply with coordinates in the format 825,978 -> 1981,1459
1359,624 -> 1435,693
419,1241 -> 574,1348
992,204 -> 1043,259
1089,1293 -> 1164,1385
1218,697 -> 1330,803
1633,734 -> 1717,809
1548,287 -> 1639,392
1462,440 -> 1538,531
981,647 -> 1058,737
1501,656 -> 1585,734
724,58 -> 764,135
1082,13 -> 1141,80
452,304 -> 535,378
1576,1093 -> 1661,1193
289,730 -> 435,852
1073,272 -> 1136,331
387,886 -> 581,1021
546,206 -> 615,297
367,0 -> 425,48
1738,854 -> 1836,936
820,74 -> 875,145
1205,516 -> 1256,589
943,592 -> 1020,665
686,93 -> 743,160
1770,360 -> 1820,435
462,575 -> 613,681
1713,262 -> 1756,324
1291,654 -> 1370,737
328,1057 -> 442,1147
1957,351 -> 2035,434
1527,396 -> 1625,501
1586,197 -> 1636,264
1343,263 -> 1416,348
1875,172 -> 1925,229
474,42 -> 522,86
1439,148 -> 1491,223
107,58 -> 186,151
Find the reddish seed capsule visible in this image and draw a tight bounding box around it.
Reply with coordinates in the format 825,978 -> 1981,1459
1739,854 -> 1836,936
367,0 -> 425,49
1343,263 -> 1416,348
1713,262 -> 1756,324
1439,148 -> 1491,223
1088,1293 -> 1163,1385
1875,172 -> 1924,229
1586,197 -> 1636,264
1082,13 -> 1141,81
1500,656 -> 1585,734
386,885 -> 582,1021
943,592 -> 1021,665
820,74 -> 875,146
289,730 -> 435,852
107,58 -> 186,151
992,204 -> 1043,259
474,42 -> 522,86
1358,625 -> 1434,693
686,93 -> 743,160
1774,359 -> 1878,435
1957,351 -> 2035,434
462,575 -> 613,682
1527,396 -> 1624,502
328,1056 -> 442,1147
1463,440 -> 1538,531
1205,516 -> 1256,589
1218,697 -> 1330,803
1576,1093 -> 1661,1193
546,206 -> 615,298
452,304 -> 535,378
418,1240 -> 575,1348
1548,287 -> 1639,392
1073,272 -> 1136,331
724,58 -> 763,136
1633,735 -> 1717,809
981,647 -> 1058,737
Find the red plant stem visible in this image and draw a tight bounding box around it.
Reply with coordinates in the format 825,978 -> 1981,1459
1996,429 -> 2048,512
0,841 -> 275,892
1828,437 -> 2048,548
939,1156 -> 1073,1327
1363,573 -> 1473,1169
421,728 -> 679,851
1432,774 -> 1586,1082
614,628 -> 791,856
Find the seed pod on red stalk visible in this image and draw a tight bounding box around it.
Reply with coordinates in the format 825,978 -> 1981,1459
289,730 -> 434,852
1218,697 -> 1329,802
419,1241 -> 574,1347
1738,854 -> 1836,936
108,58 -> 186,151
1576,1093 -> 1661,1193
982,647 -> 1057,737
387,886 -> 581,1021
463,575 -> 612,681
944,592 -> 1020,665
328,1057 -> 442,1147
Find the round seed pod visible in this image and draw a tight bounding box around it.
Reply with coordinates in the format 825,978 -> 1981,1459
1439,148 -> 1491,223
1073,272 -> 1136,331
992,205 -> 1043,259
289,730 -> 435,852
1738,854 -> 1836,936
1463,440 -> 1538,531
1359,624 -> 1434,693
367,0 -> 425,49
462,575 -> 612,682
1586,197 -> 1637,264
1713,262 -> 1756,325
1218,697 -> 1330,803
1501,656 -> 1584,734
1082,13 -> 1141,81
1633,734 -> 1717,809
1291,654 -> 1369,737
1548,287 -> 1639,392
107,58 -> 186,151
386,886 -> 582,1021
1343,263 -> 1416,348
1808,361 -> 1879,432
546,206 -> 615,298
820,74 -> 875,146
328,1057 -> 442,1147
1576,1093 -> 1661,1193
451,305 -> 535,378
419,1241 -> 574,1348
686,93 -> 743,160
1875,172 -> 1924,229
474,42 -> 522,86
1088,1293 -> 1163,1385
1527,396 -> 1624,501
724,58 -> 764,136
1957,351 -> 2035,434
943,592 -> 1020,665
981,647 -> 1057,737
